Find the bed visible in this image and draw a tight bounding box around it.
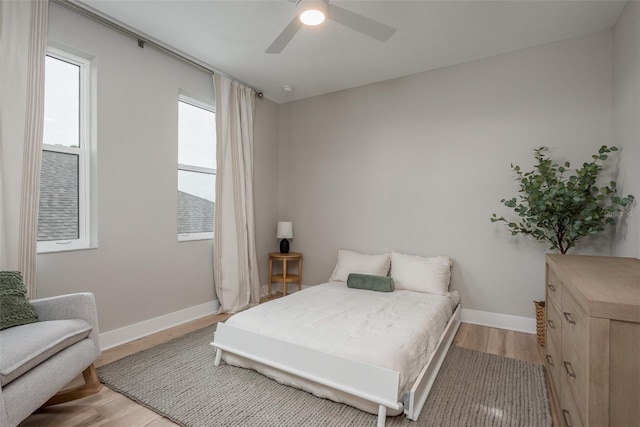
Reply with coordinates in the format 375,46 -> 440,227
211,251 -> 461,427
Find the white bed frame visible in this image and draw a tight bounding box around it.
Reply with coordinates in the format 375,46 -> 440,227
211,304 -> 461,427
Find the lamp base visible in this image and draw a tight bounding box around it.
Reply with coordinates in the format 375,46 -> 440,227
279,239 -> 290,254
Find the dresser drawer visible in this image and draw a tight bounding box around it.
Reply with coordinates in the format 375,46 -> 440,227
560,370 -> 584,427
561,288 -> 588,347
546,298 -> 562,347
562,331 -> 588,423
545,329 -> 561,393
546,267 -> 562,311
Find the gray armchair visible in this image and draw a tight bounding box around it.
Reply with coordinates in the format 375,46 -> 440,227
0,293 -> 101,427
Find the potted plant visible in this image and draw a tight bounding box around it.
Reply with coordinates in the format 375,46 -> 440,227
491,145 -> 634,345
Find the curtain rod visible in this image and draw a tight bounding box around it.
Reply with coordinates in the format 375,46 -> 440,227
52,0 -> 264,98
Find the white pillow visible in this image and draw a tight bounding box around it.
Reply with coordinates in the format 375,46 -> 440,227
390,252 -> 452,295
329,250 -> 391,283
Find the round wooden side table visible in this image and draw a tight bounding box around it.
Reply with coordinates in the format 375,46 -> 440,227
268,252 -> 303,297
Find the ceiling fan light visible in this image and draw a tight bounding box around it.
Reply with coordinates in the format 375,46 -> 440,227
298,0 -> 327,26
300,9 -> 325,26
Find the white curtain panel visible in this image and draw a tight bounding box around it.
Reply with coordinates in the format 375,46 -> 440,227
0,0 -> 49,297
213,74 -> 260,313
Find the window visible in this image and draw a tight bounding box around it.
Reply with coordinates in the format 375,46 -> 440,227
37,48 -> 92,253
178,97 -> 216,241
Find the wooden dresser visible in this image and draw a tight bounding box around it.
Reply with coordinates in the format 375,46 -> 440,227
545,254 -> 640,427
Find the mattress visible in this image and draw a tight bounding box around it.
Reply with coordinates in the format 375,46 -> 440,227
221,281 -> 457,415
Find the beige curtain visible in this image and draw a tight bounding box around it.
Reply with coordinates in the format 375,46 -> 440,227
212,74 -> 260,313
0,0 -> 49,297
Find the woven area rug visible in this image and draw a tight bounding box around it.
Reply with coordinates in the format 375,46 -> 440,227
97,325 -> 551,427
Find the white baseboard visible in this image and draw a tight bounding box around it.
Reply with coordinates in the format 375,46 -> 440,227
98,300 -> 534,351
461,308 -> 536,334
99,299 -> 219,351
260,283 -> 272,297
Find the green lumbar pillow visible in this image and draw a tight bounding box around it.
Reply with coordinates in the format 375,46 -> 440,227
347,273 -> 394,292
0,271 -> 38,330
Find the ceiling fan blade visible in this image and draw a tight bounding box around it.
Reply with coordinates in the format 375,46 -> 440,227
327,4 -> 396,42
266,16 -> 303,54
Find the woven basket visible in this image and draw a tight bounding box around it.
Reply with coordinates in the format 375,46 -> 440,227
534,300 -> 546,347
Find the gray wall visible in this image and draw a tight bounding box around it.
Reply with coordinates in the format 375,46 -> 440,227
612,1 -> 640,258
278,32 -> 618,319
38,2 -> 638,333
38,3 -> 279,333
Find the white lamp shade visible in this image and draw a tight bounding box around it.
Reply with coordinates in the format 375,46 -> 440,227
277,221 -> 293,239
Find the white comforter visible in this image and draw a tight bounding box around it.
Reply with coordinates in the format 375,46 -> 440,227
223,282 -> 457,399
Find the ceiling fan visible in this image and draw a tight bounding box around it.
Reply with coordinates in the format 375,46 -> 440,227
266,0 -> 397,54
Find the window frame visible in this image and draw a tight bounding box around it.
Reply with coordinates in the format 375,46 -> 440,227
177,95 -> 216,242
37,47 -> 92,253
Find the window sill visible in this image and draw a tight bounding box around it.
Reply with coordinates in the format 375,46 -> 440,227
178,233 -> 213,242
37,245 -> 98,255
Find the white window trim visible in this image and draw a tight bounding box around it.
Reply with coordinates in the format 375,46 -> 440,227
178,231 -> 214,242
177,95 -> 216,242
38,47 -> 92,254
178,164 -> 216,175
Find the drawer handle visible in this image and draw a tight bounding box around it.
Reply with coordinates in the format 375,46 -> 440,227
545,354 -> 554,367
548,283 -> 556,292
562,409 -> 574,427
547,319 -> 555,329
563,312 -> 576,325
563,361 -> 576,378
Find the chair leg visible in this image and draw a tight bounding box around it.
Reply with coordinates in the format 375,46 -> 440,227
41,364 -> 102,407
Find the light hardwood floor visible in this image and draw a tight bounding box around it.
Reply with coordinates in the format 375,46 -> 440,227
20,313 -> 555,427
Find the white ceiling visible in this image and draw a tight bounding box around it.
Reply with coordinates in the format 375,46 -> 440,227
77,0 -> 627,104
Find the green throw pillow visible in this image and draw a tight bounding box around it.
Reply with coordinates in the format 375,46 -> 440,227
0,271 -> 38,330
347,273 -> 394,292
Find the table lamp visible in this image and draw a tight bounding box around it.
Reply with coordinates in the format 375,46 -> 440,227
277,221 -> 293,254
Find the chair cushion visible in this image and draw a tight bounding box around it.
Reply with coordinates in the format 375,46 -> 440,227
0,319 -> 92,386
0,271 -> 38,330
